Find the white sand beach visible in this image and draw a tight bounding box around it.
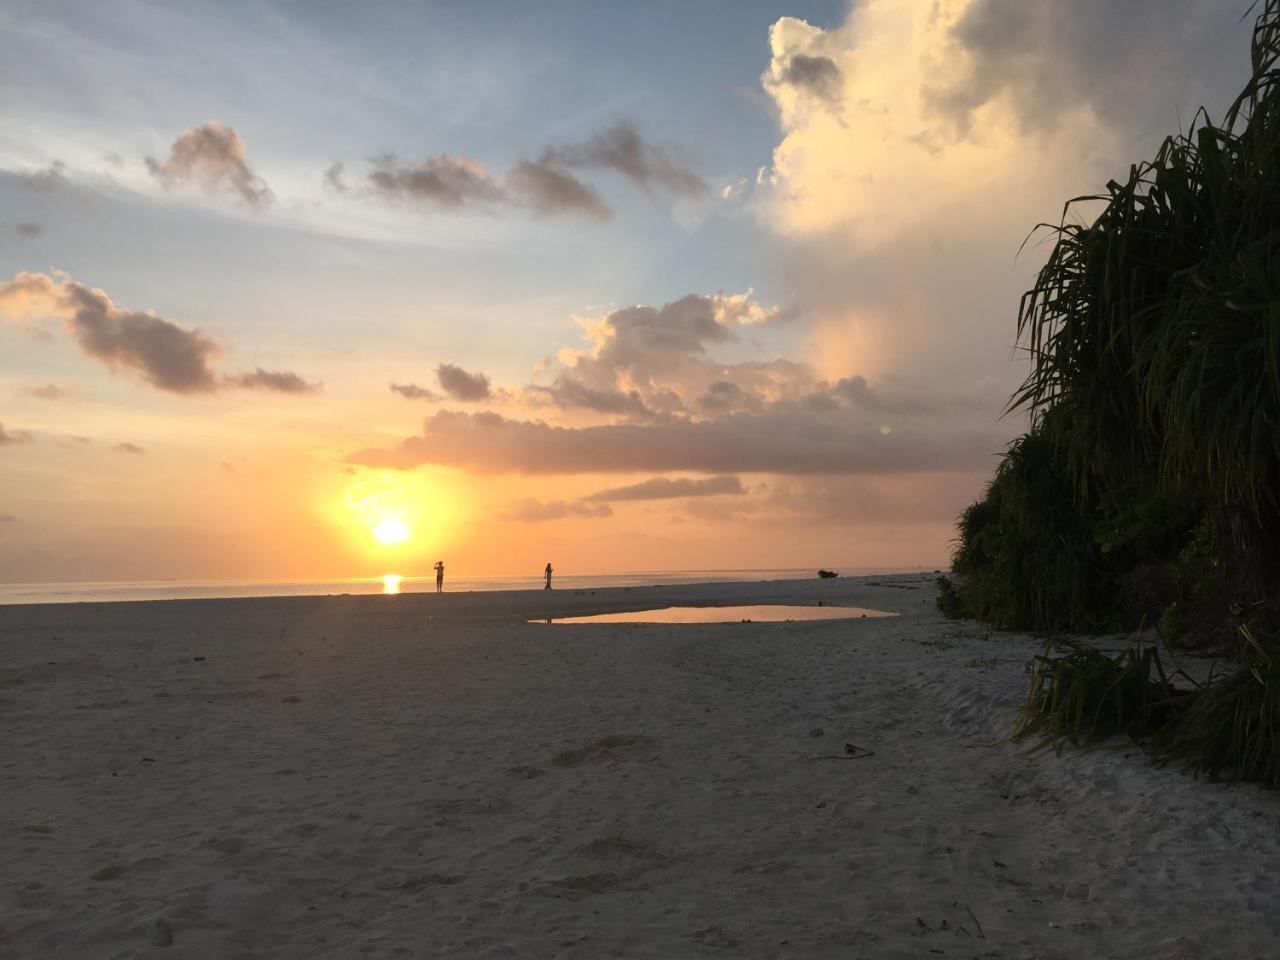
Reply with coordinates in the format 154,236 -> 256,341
3,574 -> 1279,959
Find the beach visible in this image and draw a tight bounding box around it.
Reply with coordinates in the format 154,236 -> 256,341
3,573 -> 1278,959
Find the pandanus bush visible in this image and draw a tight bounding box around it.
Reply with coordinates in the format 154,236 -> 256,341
944,0 -> 1280,646
943,2 -> 1280,782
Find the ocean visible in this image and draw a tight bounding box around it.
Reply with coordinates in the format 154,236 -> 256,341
0,566 -> 937,606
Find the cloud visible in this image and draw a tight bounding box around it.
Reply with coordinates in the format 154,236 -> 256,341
364,153 -> 614,219
323,160 -> 347,193
20,161 -> 67,192
23,382 -> 77,401
922,0 -> 1240,137
507,160 -> 611,220
113,442 -> 145,455
527,292 -> 801,420
0,272 -> 220,392
14,222 -> 42,238
435,363 -> 491,402
776,53 -> 844,109
527,377 -> 656,418
0,423 -> 34,446
584,475 -> 744,502
697,380 -> 762,414
147,122 -> 273,208
752,1 -> 1249,409
367,153 -> 506,208
347,407 -> 1001,476
0,272 -> 317,396
541,121 -> 707,196
390,382 -> 440,401
351,120 -> 704,219
0,515 -> 15,522
501,498 -> 613,522
225,368 -> 322,394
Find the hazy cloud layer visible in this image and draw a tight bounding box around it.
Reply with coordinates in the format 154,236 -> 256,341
14,222 -> 42,238
323,160 -> 347,192
368,153 -> 506,208
0,272 -> 317,396
584,475 -> 744,502
529,293 -> 799,421
507,160 -> 611,219
225,368 -> 322,394
352,120 -> 702,219
0,423 -> 34,446
23,382 -> 76,401
926,0 -> 1241,136
540,121 -> 707,196
19,161 -> 67,192
361,288 -> 996,479
501,498 -> 613,522
435,363 -> 491,402
147,122 -> 273,208
389,382 -> 440,401
348,408 -> 1001,476
113,442 -> 145,455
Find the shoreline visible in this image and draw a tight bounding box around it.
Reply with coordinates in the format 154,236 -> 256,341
3,573 -> 1278,958
0,568 -> 943,609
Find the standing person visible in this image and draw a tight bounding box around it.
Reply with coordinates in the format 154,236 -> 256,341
544,562 -> 553,590
434,560 -> 444,593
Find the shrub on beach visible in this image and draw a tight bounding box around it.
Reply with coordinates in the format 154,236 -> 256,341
944,0 -> 1280,646
944,0 -> 1280,783
1015,631 -> 1280,786
1013,640 -> 1192,751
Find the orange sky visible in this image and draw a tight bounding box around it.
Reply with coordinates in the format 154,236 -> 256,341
0,0 -> 1251,583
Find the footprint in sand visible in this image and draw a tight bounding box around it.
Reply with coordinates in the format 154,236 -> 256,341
550,735 -> 659,767
91,864 -> 126,882
425,797 -> 510,816
375,873 -> 465,892
201,836 -> 246,855
580,835 -> 669,865
686,924 -> 742,949
505,765 -> 547,779
542,872 -> 624,899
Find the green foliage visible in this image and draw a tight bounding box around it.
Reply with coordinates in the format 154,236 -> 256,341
1012,0 -> 1280,600
946,2 -> 1280,784
935,575 -> 965,619
946,424 -> 1115,632
1015,630 -> 1280,786
943,1 -> 1280,643
1158,630 -> 1280,784
1013,640 -> 1191,750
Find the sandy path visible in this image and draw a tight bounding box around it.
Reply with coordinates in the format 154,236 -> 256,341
2,575 -> 1279,959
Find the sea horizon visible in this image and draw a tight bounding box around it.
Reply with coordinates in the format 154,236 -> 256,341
0,564 -> 942,606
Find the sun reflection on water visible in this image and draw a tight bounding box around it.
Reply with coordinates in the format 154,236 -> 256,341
382,574 -> 402,595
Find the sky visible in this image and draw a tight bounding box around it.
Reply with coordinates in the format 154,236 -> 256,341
0,0 -> 1255,583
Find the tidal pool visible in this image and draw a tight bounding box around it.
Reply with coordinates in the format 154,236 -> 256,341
539,605 -> 897,624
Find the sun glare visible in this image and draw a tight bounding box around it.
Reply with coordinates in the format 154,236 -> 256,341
372,515 -> 410,546
382,573 -> 402,594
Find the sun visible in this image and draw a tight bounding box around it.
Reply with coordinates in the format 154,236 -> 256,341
371,514 -> 410,546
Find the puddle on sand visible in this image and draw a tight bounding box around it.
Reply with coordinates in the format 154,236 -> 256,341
538,605 -> 898,624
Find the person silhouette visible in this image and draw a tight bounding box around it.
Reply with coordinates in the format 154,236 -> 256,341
544,562 -> 553,590
434,560 -> 444,593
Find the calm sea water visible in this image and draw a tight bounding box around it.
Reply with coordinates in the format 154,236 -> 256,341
0,566 -> 935,606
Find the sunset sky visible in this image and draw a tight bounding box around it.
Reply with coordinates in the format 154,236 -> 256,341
0,0 -> 1253,583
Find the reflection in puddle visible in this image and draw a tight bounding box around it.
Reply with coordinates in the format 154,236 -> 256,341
539,605 -> 897,624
